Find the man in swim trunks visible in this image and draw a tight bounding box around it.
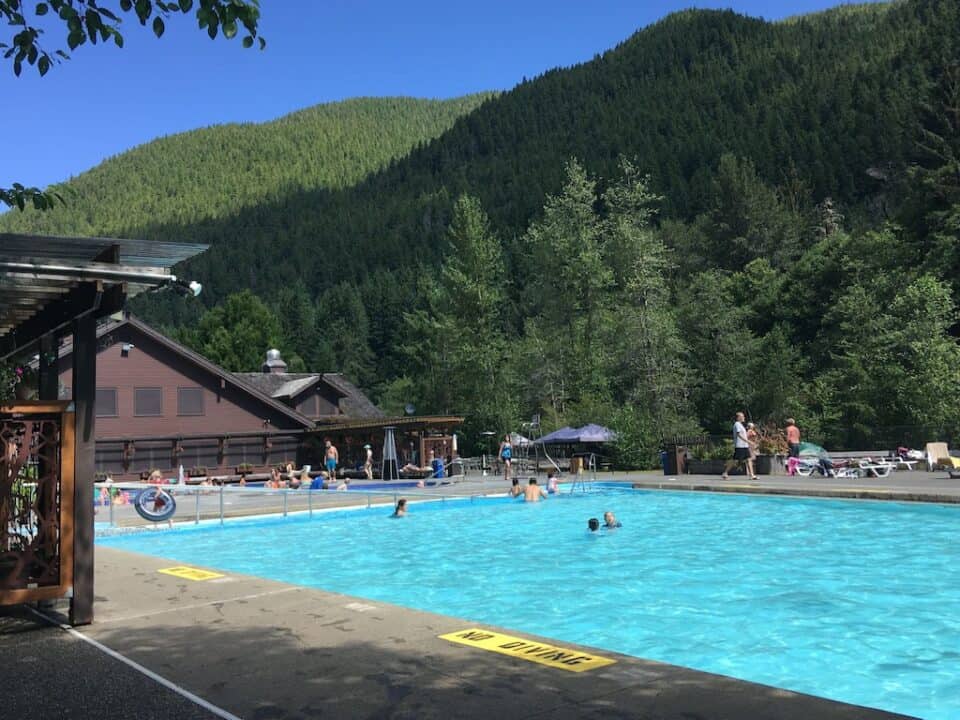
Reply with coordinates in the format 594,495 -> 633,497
523,477 -> 548,502
324,440 -> 339,480
785,418 -> 801,458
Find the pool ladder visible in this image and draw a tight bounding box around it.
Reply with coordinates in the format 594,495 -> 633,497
568,453 -> 598,493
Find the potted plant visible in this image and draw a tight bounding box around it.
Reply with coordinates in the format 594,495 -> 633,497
189,466 -> 208,477
755,424 -> 788,475
687,440 -> 733,475
235,462 -> 254,476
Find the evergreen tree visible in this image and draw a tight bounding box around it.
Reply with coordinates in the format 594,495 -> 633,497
180,290 -> 284,372
403,195 -> 517,447
604,159 -> 693,448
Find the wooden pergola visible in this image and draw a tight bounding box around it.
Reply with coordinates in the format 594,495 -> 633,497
0,233 -> 207,625
307,415 -> 465,468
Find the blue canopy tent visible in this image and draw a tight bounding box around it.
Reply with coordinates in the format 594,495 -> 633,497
574,424 -> 618,443
536,426 -> 579,444
537,424 -> 617,444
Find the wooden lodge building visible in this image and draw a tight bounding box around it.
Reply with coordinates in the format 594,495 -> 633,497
51,314 -> 460,479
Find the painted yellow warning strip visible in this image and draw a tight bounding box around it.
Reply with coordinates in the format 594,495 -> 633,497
158,566 -> 225,581
439,628 -> 616,672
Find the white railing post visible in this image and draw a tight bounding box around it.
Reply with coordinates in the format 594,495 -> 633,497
283,489 -> 288,517
308,487 -> 313,517
195,489 -> 200,524
219,482 -> 224,526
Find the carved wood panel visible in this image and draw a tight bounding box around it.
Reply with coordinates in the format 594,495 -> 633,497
0,403 -> 74,604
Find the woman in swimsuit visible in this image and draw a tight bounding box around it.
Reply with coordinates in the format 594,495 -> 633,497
498,434 -> 513,482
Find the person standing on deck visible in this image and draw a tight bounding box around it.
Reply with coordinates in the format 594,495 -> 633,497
324,440 -> 339,481
499,434 -> 513,482
721,412 -> 756,481
785,419 -> 801,458
746,422 -> 759,463
363,444 -> 373,481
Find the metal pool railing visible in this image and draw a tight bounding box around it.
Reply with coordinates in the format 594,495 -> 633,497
94,482 -> 497,529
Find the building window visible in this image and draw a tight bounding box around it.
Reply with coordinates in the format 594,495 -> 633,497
134,387 -> 163,417
298,393 -> 317,416
177,387 -> 204,416
95,388 -> 117,417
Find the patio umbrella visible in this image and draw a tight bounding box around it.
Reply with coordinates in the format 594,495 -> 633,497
798,441 -> 829,458
509,432 -> 532,447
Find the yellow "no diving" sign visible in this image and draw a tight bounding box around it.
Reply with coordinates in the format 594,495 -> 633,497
439,628 -> 616,672
158,566 -> 224,581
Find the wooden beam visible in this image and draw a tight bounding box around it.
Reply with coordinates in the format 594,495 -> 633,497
0,281 -> 125,358
69,313 -> 96,626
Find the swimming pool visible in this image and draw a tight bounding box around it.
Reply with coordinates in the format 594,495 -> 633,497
98,486 -> 960,719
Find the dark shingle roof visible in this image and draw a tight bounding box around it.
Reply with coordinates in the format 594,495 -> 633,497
322,373 -> 384,419
236,373 -> 318,398
234,371 -> 383,419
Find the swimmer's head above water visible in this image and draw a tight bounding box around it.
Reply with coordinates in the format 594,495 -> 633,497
588,518 -> 600,532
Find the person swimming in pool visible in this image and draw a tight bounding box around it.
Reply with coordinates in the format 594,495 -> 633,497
523,477 -> 548,502
392,498 -> 407,517
509,478 -> 522,498
547,471 -> 559,494
587,518 -> 600,532
603,511 -> 622,529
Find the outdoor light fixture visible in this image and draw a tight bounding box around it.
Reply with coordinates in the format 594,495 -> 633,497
170,278 -> 203,297
121,343 -> 134,355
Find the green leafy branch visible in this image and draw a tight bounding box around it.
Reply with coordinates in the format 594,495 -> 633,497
1,0 -> 264,77
0,182 -> 61,210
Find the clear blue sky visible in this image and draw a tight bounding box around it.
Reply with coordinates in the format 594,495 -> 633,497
1,1 -> 881,190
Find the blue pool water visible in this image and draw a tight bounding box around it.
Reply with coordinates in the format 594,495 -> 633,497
98,487 -> 960,719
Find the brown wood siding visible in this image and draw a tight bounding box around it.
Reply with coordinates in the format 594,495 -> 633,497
290,385 -> 340,419
94,436 -> 301,475
58,324 -> 305,439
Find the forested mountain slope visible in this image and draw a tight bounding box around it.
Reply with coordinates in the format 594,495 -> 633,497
0,95 -> 493,236
112,0 -> 954,309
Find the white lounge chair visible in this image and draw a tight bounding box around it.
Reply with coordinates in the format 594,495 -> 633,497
856,459 -> 895,478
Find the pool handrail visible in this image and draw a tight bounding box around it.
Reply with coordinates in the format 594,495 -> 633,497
95,479 -> 500,528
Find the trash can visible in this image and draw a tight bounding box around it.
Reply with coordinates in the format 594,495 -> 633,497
431,458 -> 445,479
570,456 -> 583,474
662,445 -> 686,475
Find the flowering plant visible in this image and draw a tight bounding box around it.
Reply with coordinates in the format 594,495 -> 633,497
1,360 -> 38,402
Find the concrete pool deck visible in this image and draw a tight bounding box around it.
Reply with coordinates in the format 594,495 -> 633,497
5,544 -> 916,720
7,471 -> 953,719
630,468 -> 960,504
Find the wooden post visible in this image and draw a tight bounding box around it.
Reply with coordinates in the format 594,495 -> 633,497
70,314 -> 96,626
